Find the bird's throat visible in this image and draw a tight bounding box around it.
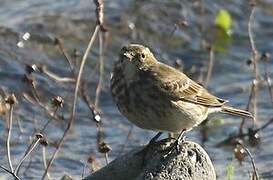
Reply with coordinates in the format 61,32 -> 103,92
123,62 -> 137,82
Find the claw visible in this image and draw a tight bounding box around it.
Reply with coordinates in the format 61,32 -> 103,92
163,129 -> 186,158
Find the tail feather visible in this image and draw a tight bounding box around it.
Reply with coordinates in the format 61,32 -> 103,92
221,106 -> 253,119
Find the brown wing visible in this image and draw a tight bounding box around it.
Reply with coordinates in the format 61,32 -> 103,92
147,62 -> 227,107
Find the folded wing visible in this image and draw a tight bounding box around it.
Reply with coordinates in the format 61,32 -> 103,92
147,62 -> 227,107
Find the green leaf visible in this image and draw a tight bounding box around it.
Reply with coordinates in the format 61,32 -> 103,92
212,26 -> 232,52
215,9 -> 232,32
225,162 -> 234,180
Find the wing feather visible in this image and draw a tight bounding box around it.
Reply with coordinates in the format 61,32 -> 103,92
146,62 -> 227,107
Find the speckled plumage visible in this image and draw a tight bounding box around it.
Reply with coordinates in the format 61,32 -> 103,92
110,44 -> 252,133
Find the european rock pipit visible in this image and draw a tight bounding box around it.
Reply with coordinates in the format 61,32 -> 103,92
111,44 -> 252,147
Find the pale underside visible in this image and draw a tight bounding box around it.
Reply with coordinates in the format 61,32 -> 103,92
123,98 -> 221,133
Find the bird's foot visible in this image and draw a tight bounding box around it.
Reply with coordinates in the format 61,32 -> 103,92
163,129 -> 186,158
148,132 -> 163,146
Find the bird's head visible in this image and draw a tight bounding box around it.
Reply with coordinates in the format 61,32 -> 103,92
119,44 -> 157,70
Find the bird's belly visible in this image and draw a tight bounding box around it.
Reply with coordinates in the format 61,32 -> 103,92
120,90 -> 210,132
111,76 -> 212,133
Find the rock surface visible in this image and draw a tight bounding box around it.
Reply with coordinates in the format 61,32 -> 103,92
84,139 -> 216,180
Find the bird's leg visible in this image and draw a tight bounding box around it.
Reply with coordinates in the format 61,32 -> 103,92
148,132 -> 163,145
168,132 -> 174,140
175,129 -> 187,150
164,129 -> 186,157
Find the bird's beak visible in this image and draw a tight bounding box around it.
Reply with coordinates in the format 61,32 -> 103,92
123,52 -> 133,60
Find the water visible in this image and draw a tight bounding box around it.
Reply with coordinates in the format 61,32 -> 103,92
0,0 -> 273,179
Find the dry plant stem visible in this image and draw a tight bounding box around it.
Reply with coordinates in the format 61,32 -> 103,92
95,31 -> 104,107
81,162 -> 87,179
248,6 -> 258,65
205,48 -> 214,87
81,87 -> 98,120
23,84 -> 63,122
42,146 -> 51,180
238,142 -> 259,180
256,117 -> 273,132
94,0 -> 105,29
19,140 -> 35,165
251,79 -> 258,123
96,125 -> 110,165
40,107 -> 58,133
16,117 -> 23,133
240,4 -> 259,131
119,125 -> 134,155
56,38 -> 75,74
218,117 -> 273,146
6,104 -> 14,173
248,5 -> 259,121
21,155 -> 33,177
263,63 -> 273,101
14,137 -> 42,175
29,82 -> 42,104
41,25 -> 100,180
42,68 -> 75,83
239,82 -> 255,134
0,165 -> 21,180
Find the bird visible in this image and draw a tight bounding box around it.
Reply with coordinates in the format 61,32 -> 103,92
110,44 -> 253,147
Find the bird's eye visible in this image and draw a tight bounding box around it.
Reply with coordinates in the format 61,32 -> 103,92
141,53 -> 145,59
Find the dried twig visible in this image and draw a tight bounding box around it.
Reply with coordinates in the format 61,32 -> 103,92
39,65 -> 75,83
205,47 -> 214,87
264,67 -> 273,102
239,82 -> 255,134
14,133 -> 43,175
41,24 -> 100,180
217,117 -> 273,146
97,125 -> 111,165
94,31 -> 104,107
240,1 -> 259,131
6,99 -> 14,172
54,37 -> 75,74
119,125 -> 134,155
21,155 -> 33,177
261,52 -> 273,102
0,165 -> 21,180
42,146 -> 51,180
40,102 -> 61,133
40,96 -> 64,133
22,76 -> 64,122
5,94 -> 17,174
237,142 -> 259,179
255,117 -> 273,132
94,0 -> 107,31
81,86 -> 101,124
81,162 -> 87,179
42,0 -> 106,176
247,2 -> 259,121
81,0 -> 111,165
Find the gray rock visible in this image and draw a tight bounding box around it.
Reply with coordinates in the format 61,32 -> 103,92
84,139 -> 216,180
